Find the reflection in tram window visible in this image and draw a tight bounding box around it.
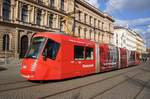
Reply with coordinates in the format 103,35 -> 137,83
74,46 -> 84,60
25,37 -> 46,59
85,47 -> 94,60
43,39 -> 60,60
129,51 -> 135,61
107,46 -> 118,63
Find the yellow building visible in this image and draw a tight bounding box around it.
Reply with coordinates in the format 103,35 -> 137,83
136,33 -> 146,59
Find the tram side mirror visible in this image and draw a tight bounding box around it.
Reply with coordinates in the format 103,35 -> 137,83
43,49 -> 48,61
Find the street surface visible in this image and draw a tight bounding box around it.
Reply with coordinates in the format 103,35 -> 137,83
0,61 -> 150,99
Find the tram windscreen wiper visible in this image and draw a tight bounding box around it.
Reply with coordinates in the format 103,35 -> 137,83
25,55 -> 37,59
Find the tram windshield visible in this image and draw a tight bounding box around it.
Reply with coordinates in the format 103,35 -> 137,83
25,37 -> 46,59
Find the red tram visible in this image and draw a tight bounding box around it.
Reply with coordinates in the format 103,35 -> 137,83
20,32 -> 140,80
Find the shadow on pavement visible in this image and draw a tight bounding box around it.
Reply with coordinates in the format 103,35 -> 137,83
0,67 -> 7,71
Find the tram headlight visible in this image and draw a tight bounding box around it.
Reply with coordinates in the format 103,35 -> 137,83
31,60 -> 38,71
22,65 -> 27,69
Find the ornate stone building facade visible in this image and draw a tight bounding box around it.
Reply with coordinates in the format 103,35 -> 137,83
74,0 -> 114,43
0,0 -> 114,59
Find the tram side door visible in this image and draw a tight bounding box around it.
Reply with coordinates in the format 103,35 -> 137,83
41,39 -> 60,79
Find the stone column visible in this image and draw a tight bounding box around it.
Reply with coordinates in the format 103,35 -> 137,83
28,5 -> 32,24
10,0 -> 15,21
43,11 -> 48,27
41,10 -> 45,26
55,0 -> 60,10
29,6 -> 35,24
14,0 -> 19,22
14,28 -> 19,59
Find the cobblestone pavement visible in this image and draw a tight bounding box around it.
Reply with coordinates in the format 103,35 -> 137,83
0,61 -> 150,99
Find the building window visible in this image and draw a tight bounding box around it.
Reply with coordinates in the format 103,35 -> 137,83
49,0 -> 55,8
3,34 -> 10,51
109,23 -> 111,32
84,28 -> 87,38
37,0 -> 43,4
94,31 -> 96,40
74,46 -> 84,60
116,34 -> 118,44
36,9 -> 42,26
102,34 -> 104,42
21,4 -> 28,22
48,14 -> 53,28
78,27 -> 81,37
89,16 -> 92,25
60,17 -> 64,31
85,47 -> 94,60
102,22 -> 104,30
89,30 -> 92,39
98,20 -> 100,28
94,18 -> 96,27
78,11 -> 81,21
61,0 -> 65,11
109,35 -> 111,43
98,32 -> 100,42
2,0 -> 11,20
84,13 -> 87,23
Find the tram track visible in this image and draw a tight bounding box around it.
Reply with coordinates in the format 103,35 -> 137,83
0,80 -> 27,86
0,65 -> 146,96
89,72 -> 141,99
90,63 -> 150,99
39,66 -> 143,99
0,80 -> 41,93
0,66 -> 137,94
133,79 -> 150,99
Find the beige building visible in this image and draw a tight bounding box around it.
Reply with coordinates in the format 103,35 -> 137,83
136,33 -> 147,57
113,26 -> 137,51
74,0 -> 114,43
0,0 -> 114,60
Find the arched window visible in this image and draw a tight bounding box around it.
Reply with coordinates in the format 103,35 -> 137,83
20,35 -> 28,58
3,34 -> 10,51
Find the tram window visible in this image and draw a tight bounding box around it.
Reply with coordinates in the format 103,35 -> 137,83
25,37 -> 46,59
43,39 -> 60,60
85,47 -> 94,60
74,46 -> 84,60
